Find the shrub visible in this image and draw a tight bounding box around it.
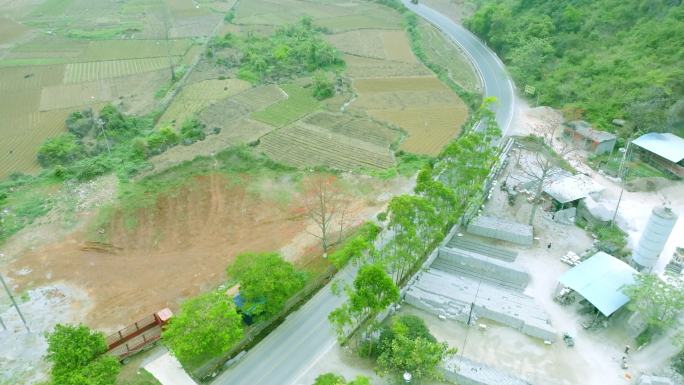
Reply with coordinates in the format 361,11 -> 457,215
180,118 -> 206,144
37,133 -> 85,167
147,126 -> 180,154
66,110 -> 94,138
45,324 -> 120,385
673,349 -> 684,376
312,72 -> 335,100
163,291 -> 244,369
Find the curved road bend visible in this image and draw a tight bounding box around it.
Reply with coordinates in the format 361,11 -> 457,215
213,4 -> 516,385
402,0 -> 516,136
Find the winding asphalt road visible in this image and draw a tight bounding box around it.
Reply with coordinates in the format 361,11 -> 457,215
402,0 -> 516,135
212,4 -> 516,385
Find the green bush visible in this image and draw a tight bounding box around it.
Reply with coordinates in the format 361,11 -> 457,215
236,18 -> 343,84
37,133 -> 85,167
45,324 -> 120,385
147,127 -> 180,154
673,349 -> 684,376
66,110 -> 94,138
312,72 -> 335,100
180,118 -> 206,144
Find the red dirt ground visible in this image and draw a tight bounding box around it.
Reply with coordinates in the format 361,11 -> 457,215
8,174 -> 309,332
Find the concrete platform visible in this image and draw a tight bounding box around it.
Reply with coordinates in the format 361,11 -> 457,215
405,269 -> 556,341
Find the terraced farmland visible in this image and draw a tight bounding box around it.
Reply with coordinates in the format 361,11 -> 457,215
158,79 -> 252,127
351,76 -> 468,155
251,84 -> 320,127
370,105 -> 467,155
63,57 -> 179,83
232,85 -> 287,111
258,123 -> 395,170
328,30 -> 417,63
303,112 -> 401,147
342,55 -> 431,79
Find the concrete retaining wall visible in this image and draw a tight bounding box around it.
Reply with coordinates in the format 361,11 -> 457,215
405,269 -> 556,342
467,216 -> 533,245
436,247 -> 529,290
442,356 -> 534,385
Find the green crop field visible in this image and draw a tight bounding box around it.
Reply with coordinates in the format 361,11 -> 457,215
251,84 -> 320,127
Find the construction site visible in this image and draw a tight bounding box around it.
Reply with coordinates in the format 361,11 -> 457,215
398,119 -> 684,385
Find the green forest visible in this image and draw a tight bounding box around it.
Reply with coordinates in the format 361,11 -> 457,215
465,0 -> 684,137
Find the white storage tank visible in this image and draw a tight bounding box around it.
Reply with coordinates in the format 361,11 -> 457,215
632,206 -> 678,271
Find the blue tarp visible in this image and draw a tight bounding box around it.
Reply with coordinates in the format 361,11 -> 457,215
558,252 -> 638,316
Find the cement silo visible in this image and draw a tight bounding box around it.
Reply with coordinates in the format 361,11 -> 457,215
632,206 -> 678,271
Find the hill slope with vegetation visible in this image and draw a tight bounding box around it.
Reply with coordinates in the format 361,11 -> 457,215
465,0 -> 683,137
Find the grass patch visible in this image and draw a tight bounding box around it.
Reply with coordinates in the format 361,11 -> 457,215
416,21 -> 479,92
587,152 -> 670,180
251,84 -> 320,127
0,174 -> 58,243
364,152 -> 431,180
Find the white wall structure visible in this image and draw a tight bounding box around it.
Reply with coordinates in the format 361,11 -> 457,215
632,206 -> 678,271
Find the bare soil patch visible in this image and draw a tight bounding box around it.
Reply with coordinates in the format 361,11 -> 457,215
8,174 -> 306,331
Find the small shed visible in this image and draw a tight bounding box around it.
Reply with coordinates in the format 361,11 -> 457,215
562,121 -> 617,155
543,174 -> 604,206
632,133 -> 684,178
558,252 -> 638,316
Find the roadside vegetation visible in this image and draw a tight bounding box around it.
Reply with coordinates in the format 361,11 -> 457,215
465,0 -> 684,137
313,373 -> 371,385
328,99 -> 501,380
623,274 -> 684,347
44,324 -> 120,385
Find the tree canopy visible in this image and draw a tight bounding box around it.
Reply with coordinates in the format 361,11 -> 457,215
45,324 -> 120,385
227,252 -> 307,320
162,291 -> 244,368
623,273 -> 684,331
465,0 -> 684,136
376,315 -> 455,382
236,17 -> 343,83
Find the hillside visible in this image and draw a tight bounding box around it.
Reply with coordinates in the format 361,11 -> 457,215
465,0 -> 684,137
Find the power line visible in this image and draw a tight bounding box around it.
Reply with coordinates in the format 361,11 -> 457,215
0,273 -> 30,333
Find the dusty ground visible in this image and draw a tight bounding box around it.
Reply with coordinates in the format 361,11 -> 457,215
5,173 -> 411,332
510,100 -> 684,272
0,170 -> 413,384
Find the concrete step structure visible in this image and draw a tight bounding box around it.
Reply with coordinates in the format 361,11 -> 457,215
447,236 -> 519,262
442,356 -> 534,385
405,269 -> 556,342
434,247 -> 529,290
467,216 -> 533,246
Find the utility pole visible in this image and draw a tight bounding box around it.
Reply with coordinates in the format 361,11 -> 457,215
0,273 -> 30,333
611,140 -> 631,225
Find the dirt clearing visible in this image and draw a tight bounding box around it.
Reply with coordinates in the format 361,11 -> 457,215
5,172 -> 407,333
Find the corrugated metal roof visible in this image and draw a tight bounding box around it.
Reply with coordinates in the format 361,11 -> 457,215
632,133 -> 684,163
543,174 -> 604,204
558,252 -> 638,316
